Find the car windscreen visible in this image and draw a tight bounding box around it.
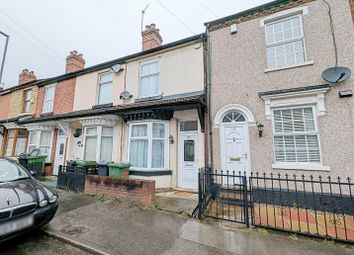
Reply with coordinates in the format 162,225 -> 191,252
0,159 -> 30,182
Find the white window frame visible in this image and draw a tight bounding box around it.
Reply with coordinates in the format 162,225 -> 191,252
138,58 -> 160,99
97,71 -> 114,105
27,130 -> 53,163
128,121 -> 169,171
264,14 -> 308,70
42,85 -> 55,113
83,126 -> 114,162
270,105 -> 329,171
23,89 -> 32,113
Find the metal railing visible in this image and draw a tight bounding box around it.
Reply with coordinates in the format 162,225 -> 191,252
198,168 -> 249,225
197,168 -> 354,243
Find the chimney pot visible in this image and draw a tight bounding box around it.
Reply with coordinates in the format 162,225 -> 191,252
65,50 -> 85,73
142,23 -> 163,51
19,69 -> 36,85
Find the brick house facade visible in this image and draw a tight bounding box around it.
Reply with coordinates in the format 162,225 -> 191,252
206,0 -> 354,178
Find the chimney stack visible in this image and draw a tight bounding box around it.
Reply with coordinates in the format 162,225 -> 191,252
142,23 -> 163,51
19,69 -> 36,85
65,50 -> 85,73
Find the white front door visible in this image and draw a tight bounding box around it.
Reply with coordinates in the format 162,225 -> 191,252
54,136 -> 67,175
178,133 -> 198,190
221,123 -> 250,178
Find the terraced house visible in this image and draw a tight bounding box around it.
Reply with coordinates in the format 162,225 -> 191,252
0,51 -> 85,174
3,25 -> 206,190
206,0 -> 354,178
0,69 -> 39,158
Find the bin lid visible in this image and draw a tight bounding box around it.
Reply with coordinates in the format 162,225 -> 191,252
28,155 -> 47,159
76,160 -> 97,166
97,160 -> 114,166
108,162 -> 132,168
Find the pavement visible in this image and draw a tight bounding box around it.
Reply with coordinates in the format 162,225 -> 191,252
41,190 -> 354,255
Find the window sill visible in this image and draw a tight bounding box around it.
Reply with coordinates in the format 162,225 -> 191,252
135,95 -> 162,103
265,61 -> 314,73
92,103 -> 113,110
272,163 -> 330,171
19,113 -> 32,116
40,112 -> 53,117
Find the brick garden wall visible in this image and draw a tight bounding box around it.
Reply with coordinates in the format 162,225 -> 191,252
84,175 -> 155,206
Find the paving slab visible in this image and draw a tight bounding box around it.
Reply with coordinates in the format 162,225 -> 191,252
156,191 -> 198,215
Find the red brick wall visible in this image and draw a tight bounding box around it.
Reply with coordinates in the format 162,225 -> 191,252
35,78 -> 76,117
0,94 -> 10,120
53,78 -> 76,115
35,87 -> 45,117
85,175 -> 155,206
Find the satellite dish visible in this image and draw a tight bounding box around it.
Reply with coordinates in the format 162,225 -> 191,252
322,66 -> 351,84
120,91 -> 132,100
111,64 -> 123,73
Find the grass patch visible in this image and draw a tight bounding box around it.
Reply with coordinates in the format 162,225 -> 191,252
257,228 -> 268,235
289,233 -> 298,240
96,193 -> 120,204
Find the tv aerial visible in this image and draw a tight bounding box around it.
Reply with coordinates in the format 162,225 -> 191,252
141,4 -> 150,33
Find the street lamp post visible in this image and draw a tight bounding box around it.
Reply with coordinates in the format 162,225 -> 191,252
0,31 -> 9,86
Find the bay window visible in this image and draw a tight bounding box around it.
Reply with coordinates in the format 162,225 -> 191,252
129,122 -> 168,170
139,59 -> 159,98
27,130 -> 53,162
98,72 -> 113,105
5,129 -> 28,157
272,106 -> 321,164
83,126 -> 114,162
39,131 -> 52,157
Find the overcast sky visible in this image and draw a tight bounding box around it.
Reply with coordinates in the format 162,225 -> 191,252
0,0 -> 271,88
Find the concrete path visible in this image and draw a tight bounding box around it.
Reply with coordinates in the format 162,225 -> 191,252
44,191 -> 354,255
156,191 -> 198,215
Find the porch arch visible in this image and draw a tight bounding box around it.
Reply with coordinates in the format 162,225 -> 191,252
213,104 -> 255,128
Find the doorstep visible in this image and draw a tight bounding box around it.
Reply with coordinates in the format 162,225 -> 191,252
155,190 -> 198,215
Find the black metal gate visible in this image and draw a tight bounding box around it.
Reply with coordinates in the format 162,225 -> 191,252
57,165 -> 97,193
198,167 -> 249,225
197,168 -> 354,243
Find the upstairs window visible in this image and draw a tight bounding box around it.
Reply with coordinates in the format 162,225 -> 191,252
98,72 -> 113,105
23,89 -> 32,113
43,85 -> 55,113
272,107 -> 321,164
265,15 -> 306,69
139,59 -> 159,98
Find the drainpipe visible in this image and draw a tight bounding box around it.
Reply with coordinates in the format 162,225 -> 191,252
206,27 -> 214,169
